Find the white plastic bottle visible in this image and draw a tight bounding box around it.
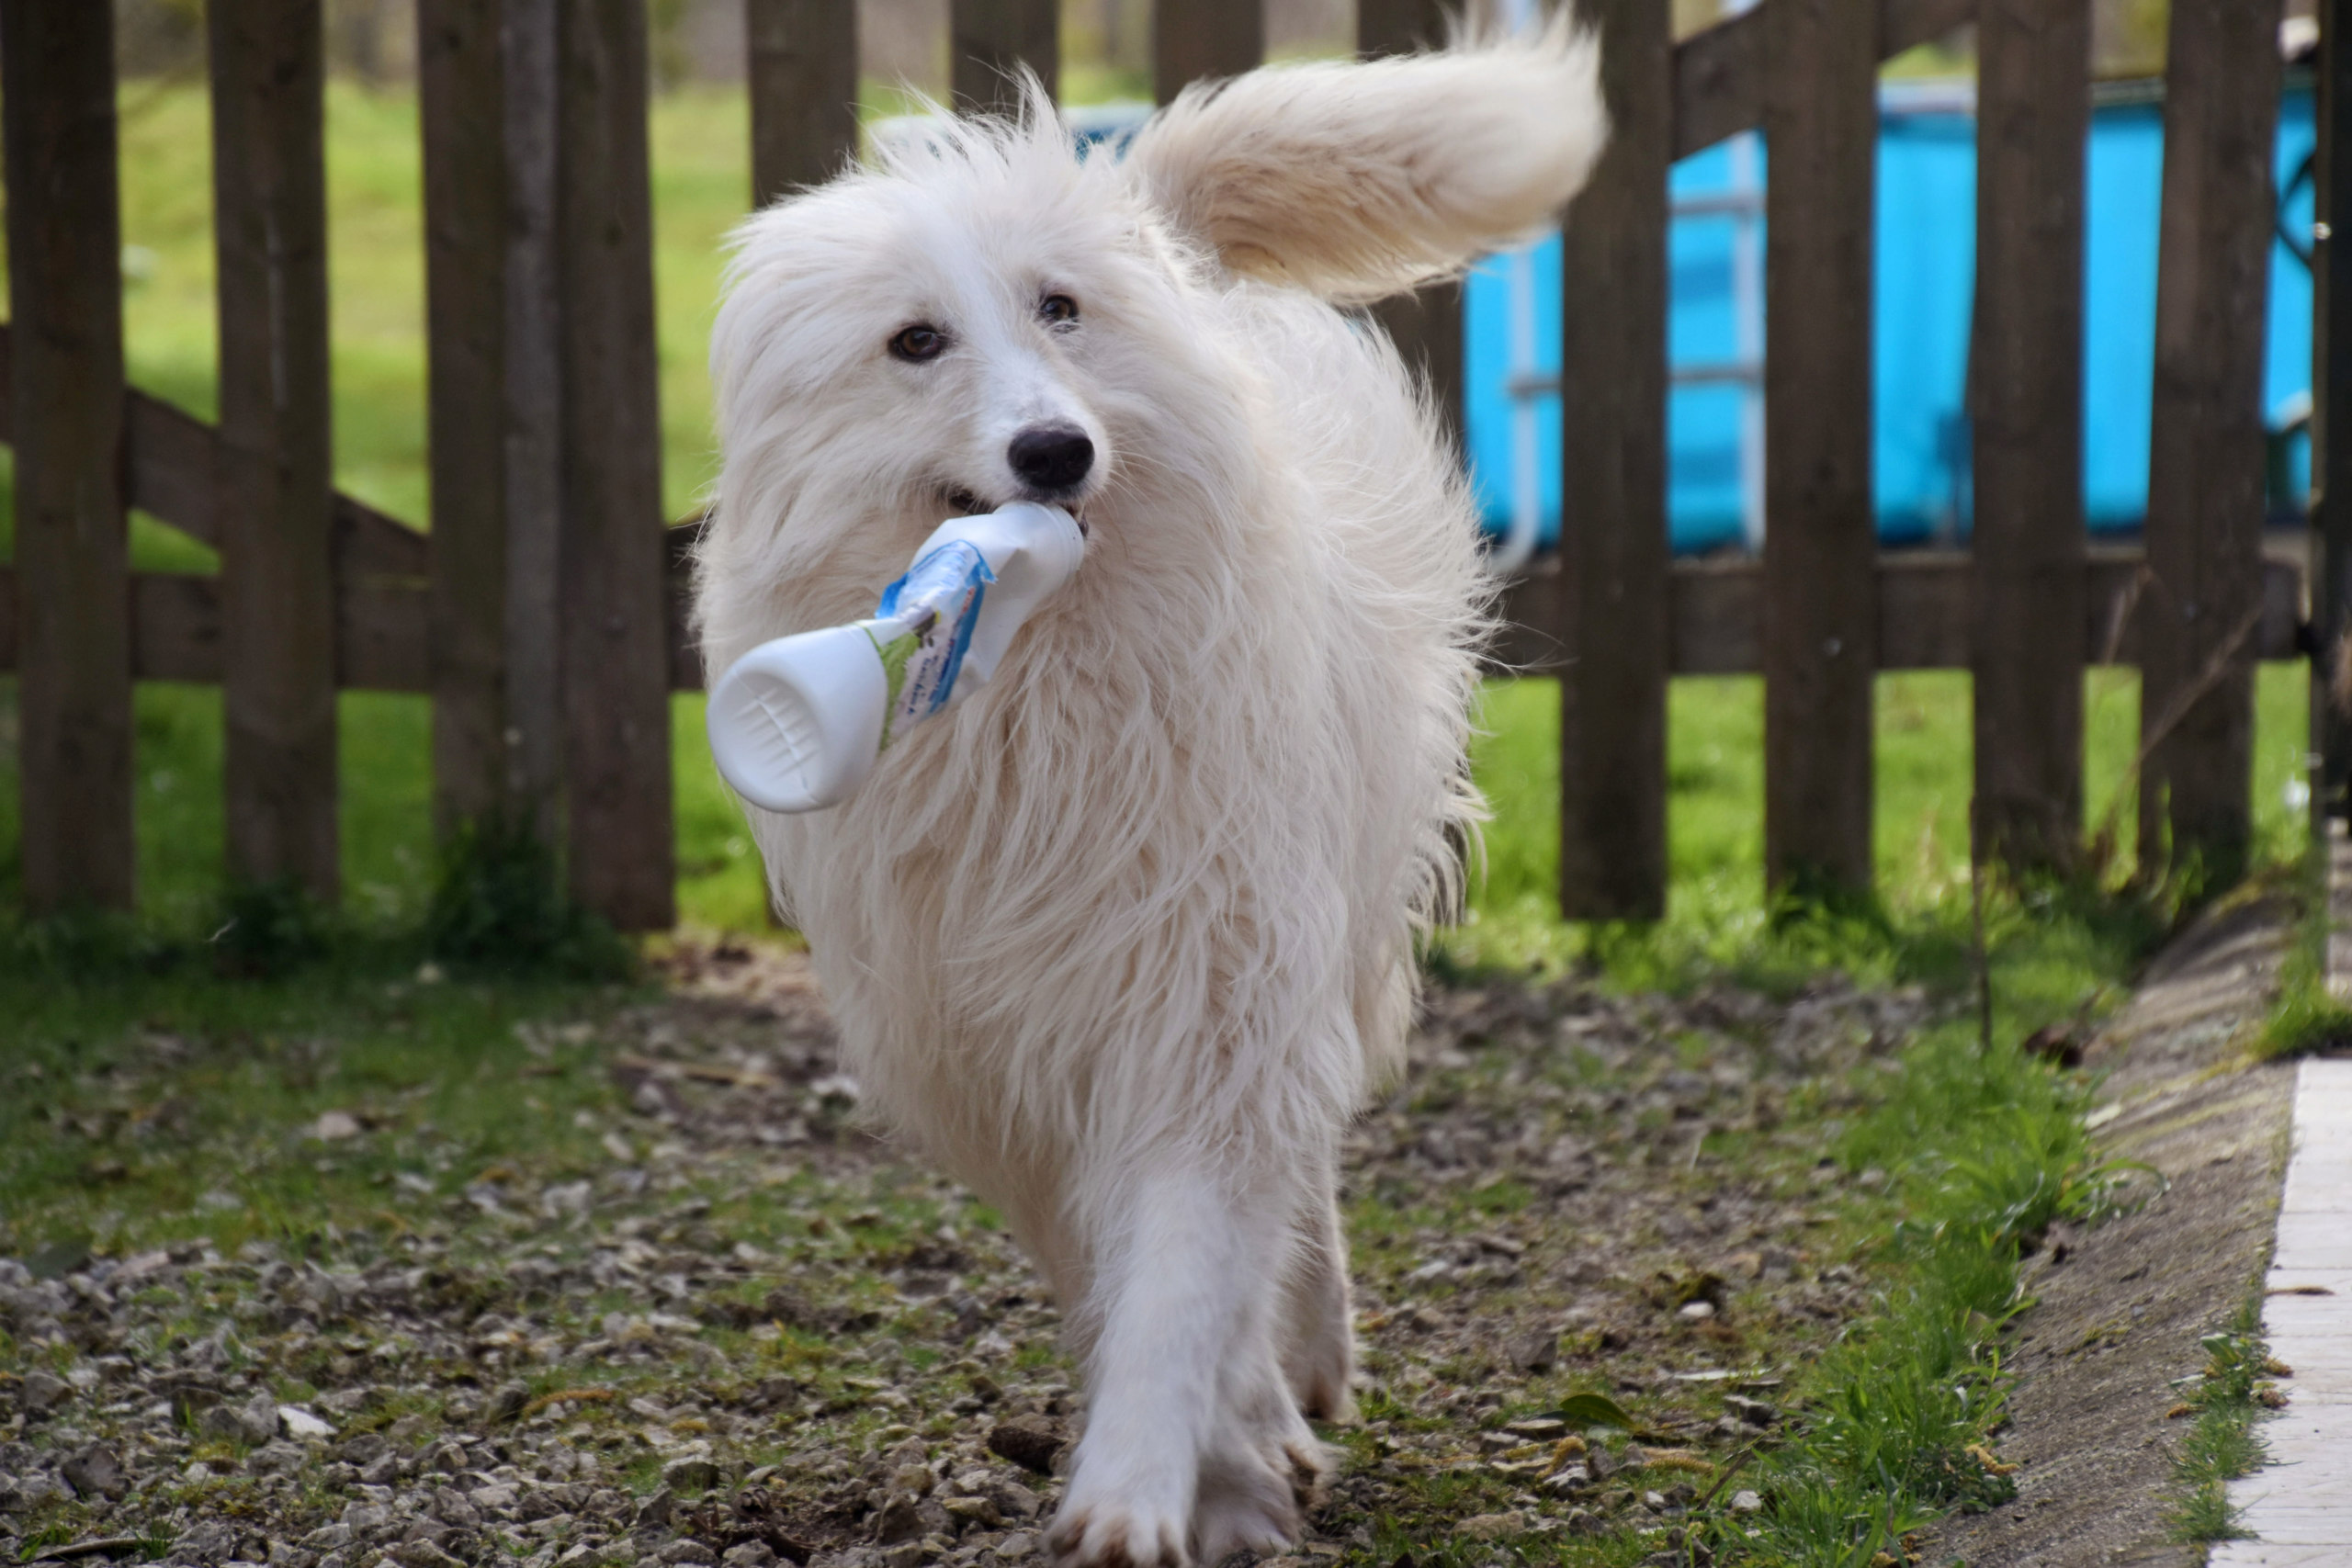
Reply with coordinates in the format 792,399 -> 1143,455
705,502 -> 1086,813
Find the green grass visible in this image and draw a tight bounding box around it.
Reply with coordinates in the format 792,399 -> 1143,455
1457,664 -> 2312,977
1640,930 -> 2154,1566
2252,841 -> 2352,1060
2163,1305 -> 2278,1543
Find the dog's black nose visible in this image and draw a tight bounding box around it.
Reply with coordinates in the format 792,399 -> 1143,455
1007,424 -> 1094,493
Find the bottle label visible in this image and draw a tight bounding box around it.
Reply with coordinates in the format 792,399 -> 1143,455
865,540 -> 995,747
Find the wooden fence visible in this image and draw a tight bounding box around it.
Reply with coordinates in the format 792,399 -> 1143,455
0,0 -> 2335,931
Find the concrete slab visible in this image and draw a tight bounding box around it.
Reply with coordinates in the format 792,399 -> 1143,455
2209,1546 -> 2352,1566
2229,1058 -> 2352,1552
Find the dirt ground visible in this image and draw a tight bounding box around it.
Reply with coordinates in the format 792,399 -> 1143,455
0,936 -> 1960,1568
0,901 -> 2308,1568
1923,897 -> 2301,1568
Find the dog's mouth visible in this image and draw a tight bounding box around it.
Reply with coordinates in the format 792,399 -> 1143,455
941,485 -> 1089,537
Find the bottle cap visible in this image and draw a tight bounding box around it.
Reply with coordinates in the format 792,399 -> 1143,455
705,622 -> 890,813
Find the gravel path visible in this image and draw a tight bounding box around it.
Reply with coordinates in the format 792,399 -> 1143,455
2,944 -> 1950,1568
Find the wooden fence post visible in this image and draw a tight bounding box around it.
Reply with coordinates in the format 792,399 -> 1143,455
1360,0 -> 1464,458
210,0 -> 339,901
1971,0 -> 2089,872
2313,0 -> 2352,827
953,0 -> 1058,116
2140,0 -> 2282,884
558,0 -> 676,931
748,0 -> 858,208
1558,0 -> 1670,920
422,0 -> 514,839
1762,0 -> 1878,899
418,0 -> 565,851
1155,0 -> 1263,104
1,4 -> 136,913
504,0 -> 567,849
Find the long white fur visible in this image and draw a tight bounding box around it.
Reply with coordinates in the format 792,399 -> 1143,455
696,17 -> 1605,1564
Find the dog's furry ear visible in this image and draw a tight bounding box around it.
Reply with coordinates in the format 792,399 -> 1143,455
1125,10 -> 1606,304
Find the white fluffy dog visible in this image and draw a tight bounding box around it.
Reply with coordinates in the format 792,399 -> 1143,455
696,22 -> 1605,1565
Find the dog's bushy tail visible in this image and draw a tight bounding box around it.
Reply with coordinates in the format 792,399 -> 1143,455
1126,9 -> 1606,305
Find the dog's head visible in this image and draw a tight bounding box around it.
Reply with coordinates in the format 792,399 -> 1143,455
702,24 -> 1604,642
707,95 -> 1227,626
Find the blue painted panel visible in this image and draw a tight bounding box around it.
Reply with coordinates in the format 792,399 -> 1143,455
1463,84 -> 2321,551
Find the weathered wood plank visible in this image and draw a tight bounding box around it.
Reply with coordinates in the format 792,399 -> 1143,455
0,321 -> 432,579
420,0 -> 514,838
1762,0 -> 1879,897
2140,0 -> 2283,883
1672,0 -> 1973,159
1,3 -> 136,912
1557,0 -> 1670,920
127,393 -> 220,548
558,0 -> 677,930
1487,549 -> 2305,680
2314,0 -> 2352,825
211,0 -> 339,899
1156,0 -> 1262,104
1972,0 -> 2089,870
503,0 -> 566,846
1361,0 -> 1464,457
0,548 -> 2305,697
952,0 -> 1057,116
748,0 -> 858,206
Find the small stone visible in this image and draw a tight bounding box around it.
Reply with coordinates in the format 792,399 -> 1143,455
634,1487 -> 674,1528
720,1548 -> 775,1568
1510,1330 -> 1560,1373
1560,1507 -> 1606,1537
984,1422 -> 1061,1475
487,1382 -> 532,1426
175,1520 -> 240,1566
655,1543 -> 714,1566
61,1441 -> 127,1499
17,1371 -> 69,1412
311,1111 -> 363,1142
249,1439 -> 308,1475
1544,1463 -> 1591,1494
236,1390 -> 282,1442
872,1495 -> 926,1544
391,1542 -> 465,1568
890,1463 -> 935,1498
1731,1489 -> 1764,1514
660,1456 -> 721,1492
1456,1512 -> 1525,1541
1676,1301 -> 1715,1322
1724,1394 -> 1777,1427
941,1495 -> 1001,1529
333,1434 -> 390,1467
1642,1490 -> 1668,1512
279,1404 -> 335,1438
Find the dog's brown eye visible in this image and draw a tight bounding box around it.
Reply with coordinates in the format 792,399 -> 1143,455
889,324 -> 946,363
1040,294 -> 1079,327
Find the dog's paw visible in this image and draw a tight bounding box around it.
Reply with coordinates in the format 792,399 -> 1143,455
1047,1500 -> 1191,1568
1283,1330 -> 1356,1425
1192,1433 -> 1326,1562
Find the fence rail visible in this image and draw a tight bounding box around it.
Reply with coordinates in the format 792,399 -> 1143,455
0,0 -> 2335,929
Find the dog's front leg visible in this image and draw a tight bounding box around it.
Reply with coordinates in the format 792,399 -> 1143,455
1047,1162 -> 1308,1568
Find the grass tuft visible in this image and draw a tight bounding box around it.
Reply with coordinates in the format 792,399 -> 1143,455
2251,844 -> 2352,1060
2163,1303 -> 2275,1542
424,814 -> 634,981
